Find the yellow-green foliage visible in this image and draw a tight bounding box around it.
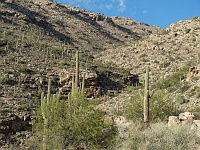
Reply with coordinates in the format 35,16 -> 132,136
124,90 -> 177,122
34,92 -> 116,150
0,77 -> 9,84
154,66 -> 189,92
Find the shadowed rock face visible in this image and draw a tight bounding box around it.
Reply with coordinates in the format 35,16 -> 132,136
0,113 -> 31,134
58,68 -> 102,97
0,114 -> 20,134
58,68 -> 139,98
0,39 -> 7,47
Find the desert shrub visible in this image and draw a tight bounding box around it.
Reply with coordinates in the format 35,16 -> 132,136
180,82 -> 190,93
161,30 -> 170,35
188,106 -> 200,113
0,77 -> 9,84
34,92 -> 116,150
193,16 -> 199,20
3,69 -> 12,74
19,67 -> 32,74
139,53 -> 147,58
190,86 -> 200,98
124,90 -> 177,122
185,28 -> 191,33
115,122 -> 200,150
154,66 -> 189,91
175,95 -> 189,104
143,123 -> 199,150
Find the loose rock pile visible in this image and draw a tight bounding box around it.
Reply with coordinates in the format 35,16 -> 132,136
168,112 -> 200,137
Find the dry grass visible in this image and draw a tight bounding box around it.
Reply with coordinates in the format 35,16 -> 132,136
114,122 -> 200,150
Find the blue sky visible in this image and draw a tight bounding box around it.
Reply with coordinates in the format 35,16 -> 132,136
54,0 -> 200,28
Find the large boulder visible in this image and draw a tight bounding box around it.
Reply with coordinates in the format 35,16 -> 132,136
179,112 -> 195,120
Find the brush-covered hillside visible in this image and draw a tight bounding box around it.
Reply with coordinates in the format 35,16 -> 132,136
0,0 -> 200,149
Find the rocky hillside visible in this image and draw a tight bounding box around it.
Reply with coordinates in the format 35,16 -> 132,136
96,17 -> 200,77
96,17 -> 200,110
0,0 -> 200,149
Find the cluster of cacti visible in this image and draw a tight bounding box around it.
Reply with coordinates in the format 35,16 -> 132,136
71,50 -> 85,95
40,51 -> 86,149
37,50 -> 116,149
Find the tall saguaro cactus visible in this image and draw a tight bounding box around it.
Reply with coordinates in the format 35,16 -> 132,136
40,78 -> 51,150
40,78 -> 63,149
144,65 -> 150,126
75,50 -> 79,89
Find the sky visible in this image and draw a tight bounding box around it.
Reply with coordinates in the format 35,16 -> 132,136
54,0 -> 200,29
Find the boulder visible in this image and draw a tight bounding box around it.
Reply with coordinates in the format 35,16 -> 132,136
191,120 -> 200,137
168,116 -> 180,127
179,112 -> 195,120
89,13 -> 106,21
178,112 -> 195,125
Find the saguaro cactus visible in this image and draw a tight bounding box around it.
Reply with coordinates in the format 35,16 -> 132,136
41,92 -> 47,150
40,78 -> 62,149
144,65 -> 150,126
75,50 -> 79,89
40,78 -> 51,150
81,73 -> 85,94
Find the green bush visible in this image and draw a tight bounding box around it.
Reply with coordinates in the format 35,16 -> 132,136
154,66 -> 189,91
19,67 -> 32,74
175,95 -> 189,104
124,90 -> 177,122
34,92 -> 116,150
185,28 -> 191,33
189,86 -> 200,97
0,77 -> 9,84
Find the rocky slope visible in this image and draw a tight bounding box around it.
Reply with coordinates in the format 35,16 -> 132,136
96,17 -> 200,77
96,17 -> 200,110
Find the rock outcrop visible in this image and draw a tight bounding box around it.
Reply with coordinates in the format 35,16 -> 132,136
186,66 -> 200,81
58,69 -> 103,98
